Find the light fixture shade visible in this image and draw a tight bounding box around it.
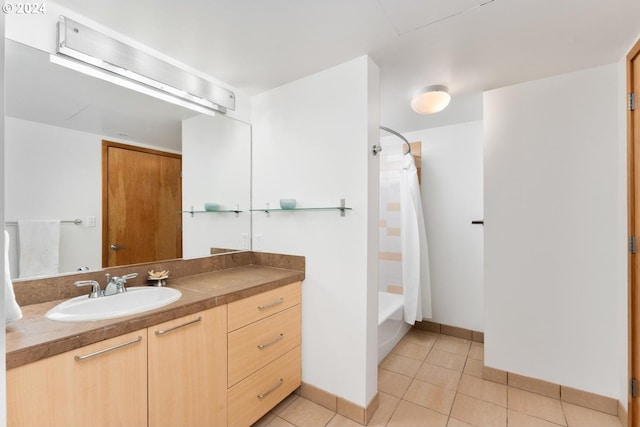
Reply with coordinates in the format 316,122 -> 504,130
56,16 -> 235,113
410,85 -> 451,114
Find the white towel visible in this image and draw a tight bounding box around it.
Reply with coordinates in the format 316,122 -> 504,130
18,220 -> 61,278
5,230 -> 22,323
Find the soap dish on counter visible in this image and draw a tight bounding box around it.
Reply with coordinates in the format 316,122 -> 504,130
147,270 -> 169,287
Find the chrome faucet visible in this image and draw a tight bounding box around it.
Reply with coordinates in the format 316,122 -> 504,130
103,273 -> 138,296
75,272 -> 138,298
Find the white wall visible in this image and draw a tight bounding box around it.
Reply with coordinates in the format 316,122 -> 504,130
252,56 -> 380,407
616,55 -> 629,410
398,121 -> 484,332
484,64 -> 624,400
616,33 -> 639,410
5,117 -> 103,277
182,114 -> 251,258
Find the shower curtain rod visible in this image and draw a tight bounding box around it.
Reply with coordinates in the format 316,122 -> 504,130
380,125 -> 411,155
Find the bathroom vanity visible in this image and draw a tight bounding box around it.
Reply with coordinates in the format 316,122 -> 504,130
5,252 -> 304,427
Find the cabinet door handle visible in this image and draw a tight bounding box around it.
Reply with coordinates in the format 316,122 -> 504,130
155,316 -> 202,335
75,336 -> 143,361
257,378 -> 284,399
257,298 -> 284,310
257,333 -> 284,349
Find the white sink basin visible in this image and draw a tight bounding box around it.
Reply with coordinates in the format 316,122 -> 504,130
46,287 -> 182,322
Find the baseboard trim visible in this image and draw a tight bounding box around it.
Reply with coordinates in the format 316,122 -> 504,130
299,382 -> 379,425
483,366 -> 620,416
414,320 -> 484,343
618,400 -> 628,427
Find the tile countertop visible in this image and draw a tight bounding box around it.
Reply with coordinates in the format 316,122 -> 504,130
6,265 -> 305,370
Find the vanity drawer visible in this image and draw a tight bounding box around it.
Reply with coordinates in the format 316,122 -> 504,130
228,347 -> 301,427
227,281 -> 301,331
228,305 -> 301,386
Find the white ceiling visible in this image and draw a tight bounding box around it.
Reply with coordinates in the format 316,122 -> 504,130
20,0 -> 640,135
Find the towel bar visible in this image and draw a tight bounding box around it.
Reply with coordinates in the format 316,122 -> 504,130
4,219 -> 83,226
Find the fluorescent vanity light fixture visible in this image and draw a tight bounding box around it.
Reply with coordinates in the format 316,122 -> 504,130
49,54 -> 218,117
55,16 -> 235,115
410,85 -> 451,114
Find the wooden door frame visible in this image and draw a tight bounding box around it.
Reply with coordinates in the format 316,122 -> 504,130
101,140 -> 182,267
628,37 -> 640,427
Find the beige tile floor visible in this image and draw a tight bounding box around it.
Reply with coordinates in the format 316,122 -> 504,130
253,329 -> 623,427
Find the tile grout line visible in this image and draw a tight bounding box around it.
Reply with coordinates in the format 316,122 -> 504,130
384,391 -> 403,427
427,334 -> 463,424
447,337 -> 471,423
560,398 -> 569,427
324,412 -> 335,427
506,377 -> 509,427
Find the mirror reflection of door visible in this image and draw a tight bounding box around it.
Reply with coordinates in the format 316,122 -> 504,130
102,141 -> 182,267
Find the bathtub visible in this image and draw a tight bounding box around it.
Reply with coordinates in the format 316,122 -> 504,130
378,291 -> 411,363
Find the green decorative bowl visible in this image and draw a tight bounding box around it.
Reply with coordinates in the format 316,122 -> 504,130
279,199 -> 297,210
204,203 -> 220,211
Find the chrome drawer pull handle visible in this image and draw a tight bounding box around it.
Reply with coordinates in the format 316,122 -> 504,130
75,336 -> 142,361
257,298 -> 284,310
257,378 -> 284,399
257,333 -> 284,349
155,316 -> 202,335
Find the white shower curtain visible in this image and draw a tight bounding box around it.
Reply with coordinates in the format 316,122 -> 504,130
400,151 -> 432,324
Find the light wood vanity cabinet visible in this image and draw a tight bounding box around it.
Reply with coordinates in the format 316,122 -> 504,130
7,330 -> 148,427
148,306 -> 227,427
7,308 -> 227,427
7,281 -> 302,427
227,281 -> 302,427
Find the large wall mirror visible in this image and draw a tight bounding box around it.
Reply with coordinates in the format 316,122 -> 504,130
4,39 -> 252,280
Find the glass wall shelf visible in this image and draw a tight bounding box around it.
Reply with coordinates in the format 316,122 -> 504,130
251,199 -> 351,217
181,206 -> 242,218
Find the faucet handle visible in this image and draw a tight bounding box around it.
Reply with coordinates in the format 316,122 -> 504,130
75,280 -> 101,298
114,272 -> 137,293
122,273 -> 138,281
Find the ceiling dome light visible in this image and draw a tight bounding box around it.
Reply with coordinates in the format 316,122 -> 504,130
410,85 -> 451,114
